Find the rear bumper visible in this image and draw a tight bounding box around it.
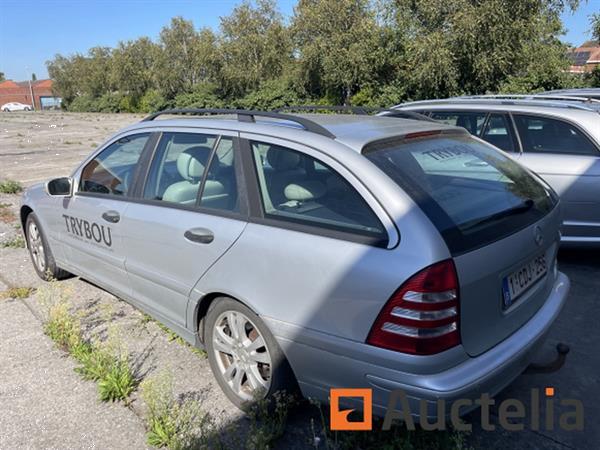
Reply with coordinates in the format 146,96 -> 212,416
270,272 -> 569,418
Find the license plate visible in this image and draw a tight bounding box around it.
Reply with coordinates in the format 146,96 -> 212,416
502,255 -> 547,309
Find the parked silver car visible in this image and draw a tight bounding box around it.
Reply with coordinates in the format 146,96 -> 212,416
394,97 -> 600,245
21,109 -> 569,416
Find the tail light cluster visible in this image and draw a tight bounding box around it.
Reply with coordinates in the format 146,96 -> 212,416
367,259 -> 460,355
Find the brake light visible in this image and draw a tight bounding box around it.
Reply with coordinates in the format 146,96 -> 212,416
403,130 -> 442,140
366,260 -> 460,355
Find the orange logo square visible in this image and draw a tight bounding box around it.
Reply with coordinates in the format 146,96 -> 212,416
330,388 -> 373,431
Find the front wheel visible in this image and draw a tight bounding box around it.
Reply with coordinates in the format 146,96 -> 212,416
3,108 -> 9,112
25,213 -> 71,281
205,297 -> 297,409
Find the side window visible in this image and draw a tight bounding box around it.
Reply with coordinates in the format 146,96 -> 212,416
199,137 -> 239,212
514,115 -> 599,156
251,141 -> 385,239
80,133 -> 150,196
481,114 -> 515,152
430,111 -> 487,136
143,132 -> 217,205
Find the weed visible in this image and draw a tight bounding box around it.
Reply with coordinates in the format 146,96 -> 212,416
0,179 -> 23,194
141,371 -> 215,449
1,235 -> 26,248
0,286 -> 35,300
0,203 -> 16,223
246,391 -> 295,450
98,357 -> 137,402
41,284 -> 137,403
44,299 -> 83,351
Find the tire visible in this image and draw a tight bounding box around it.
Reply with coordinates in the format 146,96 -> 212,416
25,213 -> 71,281
3,108 -> 9,112
204,297 -> 298,410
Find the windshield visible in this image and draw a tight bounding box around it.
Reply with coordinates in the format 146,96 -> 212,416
364,134 -> 557,254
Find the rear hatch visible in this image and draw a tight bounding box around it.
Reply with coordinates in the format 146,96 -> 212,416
365,131 -> 560,356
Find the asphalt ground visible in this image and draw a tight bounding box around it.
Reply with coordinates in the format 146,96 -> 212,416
1,112 -> 599,449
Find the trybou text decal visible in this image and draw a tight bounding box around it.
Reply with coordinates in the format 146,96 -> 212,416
62,214 -> 112,247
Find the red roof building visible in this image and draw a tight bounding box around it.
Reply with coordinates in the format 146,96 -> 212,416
567,41 -> 600,74
0,79 -> 61,109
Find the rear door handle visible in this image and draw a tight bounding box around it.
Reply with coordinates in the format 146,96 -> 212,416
101,210 -> 120,223
184,227 -> 214,244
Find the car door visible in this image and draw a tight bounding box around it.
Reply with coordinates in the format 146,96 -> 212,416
512,113 -> 600,240
62,132 -> 153,298
119,130 -> 247,327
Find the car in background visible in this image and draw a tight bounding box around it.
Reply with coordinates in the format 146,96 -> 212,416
394,96 -> 600,245
539,88 -> 600,101
2,102 -> 33,112
20,109 -> 569,416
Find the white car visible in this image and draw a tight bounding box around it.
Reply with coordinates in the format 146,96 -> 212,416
2,102 -> 33,112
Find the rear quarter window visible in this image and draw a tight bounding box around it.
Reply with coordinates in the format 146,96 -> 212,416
364,134 -> 557,254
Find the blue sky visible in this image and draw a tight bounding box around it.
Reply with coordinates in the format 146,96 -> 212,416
0,0 -> 598,81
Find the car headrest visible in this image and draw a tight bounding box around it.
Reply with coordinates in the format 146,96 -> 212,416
177,146 -> 215,181
284,180 -> 326,202
267,147 -> 301,170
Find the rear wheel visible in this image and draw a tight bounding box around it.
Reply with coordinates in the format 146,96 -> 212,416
205,297 -> 297,409
25,213 -> 70,281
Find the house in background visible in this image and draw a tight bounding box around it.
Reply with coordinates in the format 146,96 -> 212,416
0,79 -> 62,110
567,40 -> 600,74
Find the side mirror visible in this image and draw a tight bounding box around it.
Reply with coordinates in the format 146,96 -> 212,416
46,177 -> 73,197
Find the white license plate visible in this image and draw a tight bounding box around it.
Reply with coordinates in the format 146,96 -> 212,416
502,255 -> 547,309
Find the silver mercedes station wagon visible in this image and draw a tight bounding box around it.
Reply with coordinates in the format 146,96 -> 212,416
21,109 -> 569,417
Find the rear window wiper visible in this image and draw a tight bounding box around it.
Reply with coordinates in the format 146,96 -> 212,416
461,199 -> 534,232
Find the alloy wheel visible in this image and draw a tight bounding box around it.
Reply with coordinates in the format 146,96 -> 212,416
212,310 -> 271,401
27,221 -> 46,273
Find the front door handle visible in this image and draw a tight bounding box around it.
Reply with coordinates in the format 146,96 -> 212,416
184,227 -> 214,244
102,210 -> 120,223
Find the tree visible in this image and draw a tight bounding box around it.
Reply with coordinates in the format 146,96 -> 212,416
292,0 -> 386,104
219,0 -> 291,96
0,72 -> 4,82
388,0 -> 579,98
155,17 -> 219,98
111,37 -> 159,100
591,13 -> 600,42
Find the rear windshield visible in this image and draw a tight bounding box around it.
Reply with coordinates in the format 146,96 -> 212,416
364,133 -> 558,254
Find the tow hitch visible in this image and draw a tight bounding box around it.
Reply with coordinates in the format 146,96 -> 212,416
524,343 -> 570,374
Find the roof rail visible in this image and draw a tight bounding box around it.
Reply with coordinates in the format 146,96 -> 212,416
274,105 -> 436,122
459,94 -> 600,104
141,108 -> 335,138
397,97 -> 599,112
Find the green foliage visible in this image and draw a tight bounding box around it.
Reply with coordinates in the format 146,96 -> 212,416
587,65 -> 600,87
237,79 -> 299,110
98,357 -> 136,402
46,0 -> 594,112
141,372 -> 214,449
42,289 -> 137,403
139,89 -> 168,113
1,235 -> 26,248
245,391 -> 295,450
0,286 -> 34,299
0,179 -> 23,194
173,83 -> 223,109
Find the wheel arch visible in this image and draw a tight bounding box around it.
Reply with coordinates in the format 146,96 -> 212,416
193,291 -> 257,344
20,205 -> 34,239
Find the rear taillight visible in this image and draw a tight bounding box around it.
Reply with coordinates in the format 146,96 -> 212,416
366,259 -> 460,355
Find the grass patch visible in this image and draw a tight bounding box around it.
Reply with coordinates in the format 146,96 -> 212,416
0,180 -> 23,194
141,371 -> 215,449
246,391 -> 295,450
0,286 -> 35,300
1,235 -> 26,248
41,284 -> 138,402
